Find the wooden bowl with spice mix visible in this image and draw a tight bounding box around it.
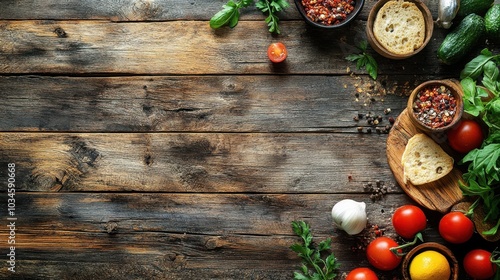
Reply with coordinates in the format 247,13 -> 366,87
366,0 -> 433,59
294,0 -> 365,28
407,79 -> 463,136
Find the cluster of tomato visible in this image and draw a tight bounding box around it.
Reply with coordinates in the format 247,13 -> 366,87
345,205 -> 498,280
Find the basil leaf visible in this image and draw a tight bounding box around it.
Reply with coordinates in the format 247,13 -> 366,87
460,54 -> 492,80
461,78 -> 484,116
210,5 -> 238,29
228,9 -> 240,28
482,60 -> 500,94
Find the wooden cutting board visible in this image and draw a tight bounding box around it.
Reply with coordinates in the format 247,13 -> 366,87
386,108 -> 464,214
387,109 -> 500,242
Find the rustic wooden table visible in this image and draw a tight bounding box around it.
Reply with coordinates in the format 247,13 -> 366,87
1,0 -> 499,279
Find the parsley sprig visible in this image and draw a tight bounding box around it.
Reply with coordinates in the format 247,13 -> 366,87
345,41 -> 378,80
209,0 -> 290,34
459,48 -> 500,236
290,221 -> 340,280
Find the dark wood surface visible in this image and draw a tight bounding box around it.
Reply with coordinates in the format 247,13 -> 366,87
1,0 -> 499,279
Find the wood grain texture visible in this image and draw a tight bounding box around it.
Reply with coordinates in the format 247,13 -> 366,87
0,192 -> 426,279
0,75 -> 425,132
0,132 -> 400,192
1,20 -> 488,75
0,0 -> 444,21
2,0 -> 500,279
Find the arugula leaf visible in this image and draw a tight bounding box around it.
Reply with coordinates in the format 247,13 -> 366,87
345,41 -> 378,80
256,0 -> 290,34
459,49 -> 500,236
290,221 -> 340,280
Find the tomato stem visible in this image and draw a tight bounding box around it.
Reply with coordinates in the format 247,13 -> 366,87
491,248 -> 500,265
389,232 -> 424,257
491,248 -> 500,280
464,198 -> 480,218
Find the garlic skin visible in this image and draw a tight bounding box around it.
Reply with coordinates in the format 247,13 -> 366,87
331,199 -> 367,235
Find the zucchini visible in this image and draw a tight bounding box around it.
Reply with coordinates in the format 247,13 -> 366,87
456,0 -> 493,18
485,4 -> 500,42
437,13 -> 486,65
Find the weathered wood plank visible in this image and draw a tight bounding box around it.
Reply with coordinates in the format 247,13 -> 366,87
0,0 -> 416,21
0,132 -> 400,192
0,192 -> 436,280
0,75 -> 423,132
0,0 -> 303,21
2,20 -> 494,75
1,192 -> 494,279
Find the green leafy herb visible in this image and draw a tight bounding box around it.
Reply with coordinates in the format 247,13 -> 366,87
290,221 -> 340,280
255,0 -> 289,34
459,48 -> 500,236
345,41 -> 378,80
210,0 -> 289,34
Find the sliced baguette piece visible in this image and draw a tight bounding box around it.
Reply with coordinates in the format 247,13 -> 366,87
402,133 -> 454,185
373,0 -> 426,55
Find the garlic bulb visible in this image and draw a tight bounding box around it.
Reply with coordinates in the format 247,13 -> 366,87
331,199 -> 367,235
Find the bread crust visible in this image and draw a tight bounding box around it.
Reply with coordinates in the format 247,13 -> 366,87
373,0 -> 426,55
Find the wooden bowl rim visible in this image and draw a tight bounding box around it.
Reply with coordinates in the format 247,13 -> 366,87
366,0 -> 434,59
294,0 -> 365,29
406,79 -> 464,134
401,242 -> 459,280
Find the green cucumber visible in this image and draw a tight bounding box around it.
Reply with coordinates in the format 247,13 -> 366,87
437,13 -> 486,65
485,4 -> 500,42
457,0 -> 493,18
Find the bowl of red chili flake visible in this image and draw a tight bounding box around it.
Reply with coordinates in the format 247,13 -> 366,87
295,0 -> 365,28
407,80 -> 463,133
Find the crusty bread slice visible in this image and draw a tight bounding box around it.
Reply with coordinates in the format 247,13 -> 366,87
373,0 -> 425,55
402,133 -> 454,185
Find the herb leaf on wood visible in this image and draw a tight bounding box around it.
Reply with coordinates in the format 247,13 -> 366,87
345,41 -> 378,80
210,0 -> 289,34
290,221 -> 340,280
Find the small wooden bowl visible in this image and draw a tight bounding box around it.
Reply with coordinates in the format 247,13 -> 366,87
294,0 -> 365,29
402,242 -> 459,280
366,0 -> 433,59
407,79 -> 463,136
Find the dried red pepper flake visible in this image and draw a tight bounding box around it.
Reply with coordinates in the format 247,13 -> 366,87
301,0 -> 356,26
412,85 -> 457,128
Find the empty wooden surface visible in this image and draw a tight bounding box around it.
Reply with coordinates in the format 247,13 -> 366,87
1,0 -> 499,279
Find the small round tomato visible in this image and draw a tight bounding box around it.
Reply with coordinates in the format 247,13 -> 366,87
438,211 -> 474,244
463,249 -> 497,279
267,42 -> 287,63
447,119 -> 484,154
392,205 -> 427,239
346,267 -> 379,280
366,237 -> 402,271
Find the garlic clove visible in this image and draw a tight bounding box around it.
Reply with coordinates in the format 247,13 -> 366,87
331,199 -> 367,235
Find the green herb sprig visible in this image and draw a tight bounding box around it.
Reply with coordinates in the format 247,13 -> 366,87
345,41 -> 378,80
209,0 -> 290,34
290,221 -> 340,280
459,48 -> 500,236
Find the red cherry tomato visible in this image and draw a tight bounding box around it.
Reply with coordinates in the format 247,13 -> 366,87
392,205 -> 427,239
267,42 -> 287,63
346,267 -> 379,280
463,249 -> 497,279
438,211 -> 474,244
447,119 -> 484,154
366,237 -> 402,271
